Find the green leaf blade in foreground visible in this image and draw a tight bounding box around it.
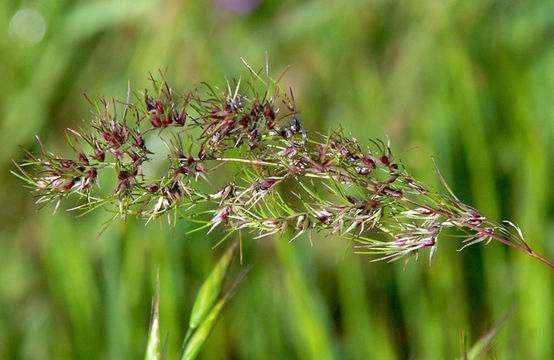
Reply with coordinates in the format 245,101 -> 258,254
188,243 -> 235,329
182,299 -> 226,360
182,243 -> 236,349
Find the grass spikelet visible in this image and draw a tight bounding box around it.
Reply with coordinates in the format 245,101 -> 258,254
144,271 -> 161,360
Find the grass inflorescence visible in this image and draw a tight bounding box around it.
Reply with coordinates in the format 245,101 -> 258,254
14,60 -> 553,268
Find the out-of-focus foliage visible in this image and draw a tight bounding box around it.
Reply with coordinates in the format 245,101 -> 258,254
1,0 -> 552,359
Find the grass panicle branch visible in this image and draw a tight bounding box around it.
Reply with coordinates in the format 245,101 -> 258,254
15,62 -> 553,268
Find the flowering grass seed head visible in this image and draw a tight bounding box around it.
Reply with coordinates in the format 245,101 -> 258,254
14,61 -> 554,268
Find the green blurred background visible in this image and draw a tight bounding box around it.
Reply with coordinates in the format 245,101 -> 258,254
1,0 -> 553,358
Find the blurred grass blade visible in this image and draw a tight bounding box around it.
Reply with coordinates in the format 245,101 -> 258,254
62,0 -> 155,41
145,271 -> 161,360
464,308 -> 513,360
183,243 -> 236,347
459,332 -> 468,360
182,298 -> 226,360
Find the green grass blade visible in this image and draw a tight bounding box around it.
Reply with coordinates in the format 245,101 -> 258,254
466,309 -> 512,360
182,299 -> 226,360
184,243 -> 236,346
